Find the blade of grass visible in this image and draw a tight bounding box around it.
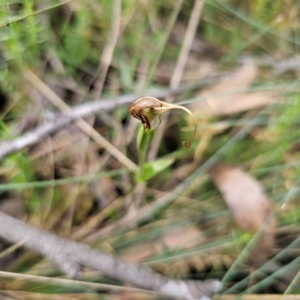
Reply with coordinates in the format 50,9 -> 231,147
0,270 -> 161,296
0,1 -> 75,29
148,0 -> 204,160
24,69 -> 139,172
0,168 -> 127,191
141,0 -> 183,92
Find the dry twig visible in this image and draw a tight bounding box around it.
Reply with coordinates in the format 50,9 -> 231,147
24,69 -> 139,172
0,78 -> 221,164
0,91 -> 160,162
0,211 -> 220,300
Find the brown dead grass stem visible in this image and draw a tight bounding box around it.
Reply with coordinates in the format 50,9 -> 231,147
50,0 -> 120,228
92,0 -> 121,99
0,212 -> 220,299
0,239 -> 27,260
214,296 -> 300,300
148,0 -> 204,160
24,69 -> 139,172
70,193 -> 124,240
72,181 -> 207,241
0,270 -> 160,296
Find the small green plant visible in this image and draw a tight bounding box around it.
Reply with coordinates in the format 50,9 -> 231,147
128,97 -> 197,182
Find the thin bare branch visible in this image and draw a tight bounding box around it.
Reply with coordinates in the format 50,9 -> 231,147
0,78 -> 221,163
0,212 -> 220,300
24,69 -> 139,172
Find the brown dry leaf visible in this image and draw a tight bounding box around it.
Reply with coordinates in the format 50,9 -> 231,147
162,225 -> 205,249
170,260 -> 190,275
121,225 -> 204,263
188,59 -> 280,116
120,241 -> 163,263
209,163 -> 276,267
210,164 -> 274,231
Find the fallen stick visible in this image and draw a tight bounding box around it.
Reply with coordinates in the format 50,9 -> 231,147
0,211 -> 220,300
0,76 -> 225,162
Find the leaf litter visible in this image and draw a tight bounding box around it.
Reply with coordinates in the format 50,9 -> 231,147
210,163 -> 276,268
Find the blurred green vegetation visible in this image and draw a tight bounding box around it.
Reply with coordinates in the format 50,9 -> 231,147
1,0 -> 300,298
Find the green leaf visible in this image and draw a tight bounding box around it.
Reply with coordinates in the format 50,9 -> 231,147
137,158 -> 175,182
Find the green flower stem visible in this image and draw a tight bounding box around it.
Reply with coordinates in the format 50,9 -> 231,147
137,125 -> 156,170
